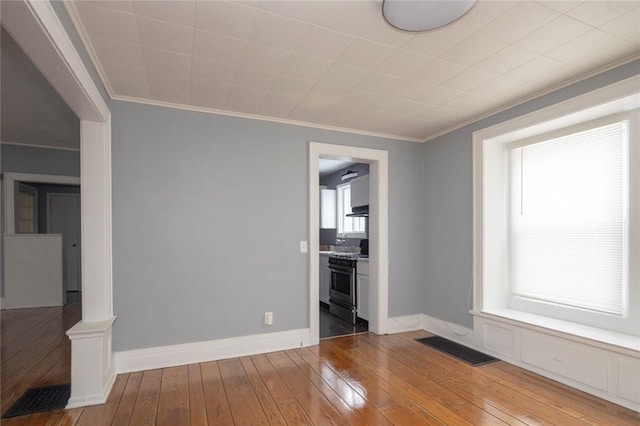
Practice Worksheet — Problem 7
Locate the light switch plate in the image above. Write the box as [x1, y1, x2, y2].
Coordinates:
[300, 241, 308, 253]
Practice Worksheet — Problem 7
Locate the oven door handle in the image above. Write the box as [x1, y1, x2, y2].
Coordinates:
[329, 265, 354, 273]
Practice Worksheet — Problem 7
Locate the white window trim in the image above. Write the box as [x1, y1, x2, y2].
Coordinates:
[472, 75, 640, 347]
[336, 181, 367, 239]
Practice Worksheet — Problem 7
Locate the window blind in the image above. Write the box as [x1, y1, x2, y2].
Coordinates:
[509, 121, 627, 315]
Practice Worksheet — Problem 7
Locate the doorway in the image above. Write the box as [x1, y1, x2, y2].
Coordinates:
[309, 142, 389, 346]
[48, 193, 81, 296]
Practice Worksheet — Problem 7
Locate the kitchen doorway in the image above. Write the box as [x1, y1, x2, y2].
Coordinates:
[309, 142, 389, 346]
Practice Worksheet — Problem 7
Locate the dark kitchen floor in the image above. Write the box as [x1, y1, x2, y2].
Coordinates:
[319, 302, 368, 339]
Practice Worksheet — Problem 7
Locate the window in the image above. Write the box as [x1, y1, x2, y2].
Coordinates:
[336, 182, 366, 237]
[16, 184, 38, 234]
[509, 121, 627, 316]
[474, 87, 640, 337]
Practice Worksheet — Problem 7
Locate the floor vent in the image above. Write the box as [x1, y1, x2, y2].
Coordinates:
[416, 336, 498, 366]
[2, 384, 70, 418]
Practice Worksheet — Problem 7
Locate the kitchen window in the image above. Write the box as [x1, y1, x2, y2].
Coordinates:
[336, 182, 366, 238]
[473, 87, 640, 338]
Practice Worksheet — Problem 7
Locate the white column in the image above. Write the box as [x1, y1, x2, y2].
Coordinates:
[66, 119, 116, 408]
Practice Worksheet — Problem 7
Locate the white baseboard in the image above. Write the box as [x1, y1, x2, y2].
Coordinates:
[421, 313, 482, 349]
[385, 314, 425, 334]
[115, 328, 311, 374]
[66, 371, 115, 408]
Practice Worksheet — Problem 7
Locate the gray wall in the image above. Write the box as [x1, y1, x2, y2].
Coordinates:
[0, 144, 80, 176]
[111, 101, 424, 351]
[32, 184, 81, 234]
[422, 59, 640, 328]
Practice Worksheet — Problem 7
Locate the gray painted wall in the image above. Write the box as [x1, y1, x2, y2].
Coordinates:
[111, 101, 424, 351]
[422, 59, 640, 328]
[0, 144, 80, 176]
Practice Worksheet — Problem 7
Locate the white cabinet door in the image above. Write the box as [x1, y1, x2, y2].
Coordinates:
[319, 255, 331, 304]
[350, 175, 369, 208]
[357, 273, 369, 321]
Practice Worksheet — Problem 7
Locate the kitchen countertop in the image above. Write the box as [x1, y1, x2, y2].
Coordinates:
[319, 251, 368, 262]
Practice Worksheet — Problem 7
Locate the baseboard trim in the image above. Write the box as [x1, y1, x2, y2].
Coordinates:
[421, 313, 481, 348]
[386, 314, 425, 334]
[66, 371, 115, 409]
[115, 328, 311, 374]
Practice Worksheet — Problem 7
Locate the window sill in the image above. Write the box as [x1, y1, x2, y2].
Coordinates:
[472, 308, 640, 355]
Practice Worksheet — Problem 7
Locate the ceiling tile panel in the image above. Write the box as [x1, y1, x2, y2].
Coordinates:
[88, 35, 144, 69]
[319, 63, 370, 89]
[190, 77, 231, 105]
[441, 68, 494, 92]
[195, 0, 256, 40]
[270, 75, 316, 98]
[245, 10, 309, 51]
[416, 86, 464, 106]
[599, 7, 640, 41]
[378, 49, 435, 78]
[193, 30, 248, 64]
[473, 45, 536, 75]
[336, 39, 396, 70]
[453, 0, 517, 31]
[292, 26, 356, 61]
[514, 15, 591, 54]
[136, 17, 194, 55]
[191, 56, 238, 84]
[238, 43, 291, 74]
[280, 53, 333, 80]
[141, 47, 192, 76]
[305, 83, 349, 104]
[439, 32, 506, 67]
[75, 2, 139, 43]
[402, 26, 472, 57]
[85, 1, 135, 14]
[146, 69, 190, 93]
[355, 72, 406, 94]
[546, 29, 631, 66]
[534, 1, 584, 14]
[479, 1, 558, 43]
[233, 67, 278, 91]
[132, 0, 196, 27]
[567, 0, 639, 27]
[412, 59, 466, 86]
[260, 92, 301, 116]
[387, 80, 435, 101]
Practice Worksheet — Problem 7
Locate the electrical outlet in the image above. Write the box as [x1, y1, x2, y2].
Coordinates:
[265, 311, 273, 326]
[300, 240, 308, 253]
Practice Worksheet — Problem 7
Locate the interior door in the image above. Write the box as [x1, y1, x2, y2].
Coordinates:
[48, 193, 81, 293]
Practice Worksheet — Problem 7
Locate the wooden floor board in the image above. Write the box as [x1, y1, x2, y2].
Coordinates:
[3, 304, 638, 425]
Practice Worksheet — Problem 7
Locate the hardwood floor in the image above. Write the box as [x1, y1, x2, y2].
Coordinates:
[2, 306, 639, 425]
[1, 302, 81, 420]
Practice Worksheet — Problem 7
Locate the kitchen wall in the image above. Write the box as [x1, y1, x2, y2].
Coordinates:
[31, 184, 81, 234]
[319, 163, 370, 246]
[111, 100, 424, 351]
[422, 58, 640, 329]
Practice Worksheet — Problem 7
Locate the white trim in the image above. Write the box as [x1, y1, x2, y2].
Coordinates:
[66, 317, 116, 408]
[1, 141, 80, 152]
[115, 328, 311, 374]
[386, 314, 425, 334]
[309, 143, 389, 346]
[3, 173, 81, 234]
[116, 96, 424, 143]
[422, 313, 480, 349]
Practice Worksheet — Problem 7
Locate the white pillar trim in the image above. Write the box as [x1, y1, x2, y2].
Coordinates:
[2, 0, 115, 406]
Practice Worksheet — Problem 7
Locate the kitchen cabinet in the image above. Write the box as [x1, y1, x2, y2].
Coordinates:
[357, 260, 369, 321]
[320, 187, 336, 229]
[350, 175, 369, 208]
[319, 254, 331, 304]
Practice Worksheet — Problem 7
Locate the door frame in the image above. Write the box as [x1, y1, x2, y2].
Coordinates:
[309, 142, 389, 345]
[2, 0, 114, 407]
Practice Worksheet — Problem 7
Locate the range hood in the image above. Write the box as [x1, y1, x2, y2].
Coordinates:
[346, 205, 369, 217]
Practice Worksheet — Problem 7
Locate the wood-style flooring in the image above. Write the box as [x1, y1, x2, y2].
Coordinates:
[2, 304, 639, 425]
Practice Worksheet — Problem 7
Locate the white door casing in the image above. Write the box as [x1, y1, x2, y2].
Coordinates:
[309, 142, 389, 346]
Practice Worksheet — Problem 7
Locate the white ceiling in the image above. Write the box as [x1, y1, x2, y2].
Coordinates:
[1, 26, 80, 149]
[319, 158, 355, 177]
[68, 0, 640, 142]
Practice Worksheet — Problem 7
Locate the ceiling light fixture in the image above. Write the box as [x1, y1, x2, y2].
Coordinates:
[382, 0, 477, 32]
